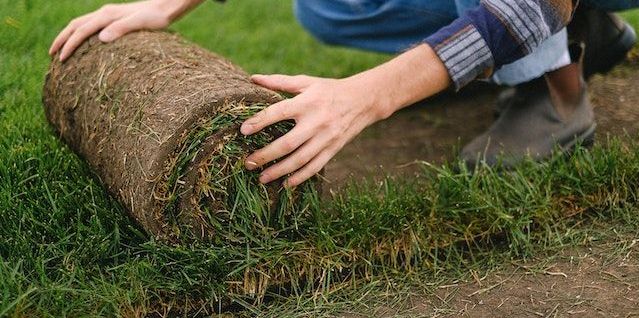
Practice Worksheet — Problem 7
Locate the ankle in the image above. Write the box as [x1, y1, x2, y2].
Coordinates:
[545, 64, 583, 102]
[545, 63, 584, 119]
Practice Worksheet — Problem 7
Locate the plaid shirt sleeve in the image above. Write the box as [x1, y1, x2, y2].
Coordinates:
[424, 0, 578, 90]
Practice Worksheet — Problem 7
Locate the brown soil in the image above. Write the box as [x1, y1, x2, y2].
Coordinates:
[344, 239, 639, 317]
[324, 61, 639, 188]
[423, 242, 639, 317]
[325, 61, 639, 317]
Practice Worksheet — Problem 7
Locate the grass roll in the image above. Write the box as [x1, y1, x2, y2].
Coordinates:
[42, 31, 316, 243]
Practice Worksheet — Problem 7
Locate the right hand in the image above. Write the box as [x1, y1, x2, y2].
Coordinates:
[49, 1, 173, 61]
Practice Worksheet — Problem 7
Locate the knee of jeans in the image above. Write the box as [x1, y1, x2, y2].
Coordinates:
[293, 0, 348, 45]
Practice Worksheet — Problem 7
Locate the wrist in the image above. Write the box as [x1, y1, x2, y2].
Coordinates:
[341, 74, 395, 123]
[349, 44, 451, 121]
[344, 68, 399, 122]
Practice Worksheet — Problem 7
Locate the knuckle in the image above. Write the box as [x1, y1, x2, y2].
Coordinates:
[281, 138, 296, 152]
[100, 4, 116, 13]
[318, 120, 331, 130]
[75, 24, 91, 34]
[330, 129, 342, 140]
[273, 167, 287, 179]
[279, 106, 293, 119]
[294, 155, 308, 167]
[258, 108, 268, 120]
[69, 17, 82, 27]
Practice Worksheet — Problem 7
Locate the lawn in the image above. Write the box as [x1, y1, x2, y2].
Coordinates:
[2, 1, 639, 316]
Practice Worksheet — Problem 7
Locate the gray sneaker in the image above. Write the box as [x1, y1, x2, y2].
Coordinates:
[460, 76, 596, 169]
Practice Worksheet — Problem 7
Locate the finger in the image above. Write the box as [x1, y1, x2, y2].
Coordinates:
[251, 74, 314, 94]
[98, 14, 147, 42]
[49, 14, 92, 56]
[285, 147, 335, 187]
[240, 99, 296, 135]
[258, 134, 329, 183]
[59, 14, 117, 61]
[245, 125, 314, 171]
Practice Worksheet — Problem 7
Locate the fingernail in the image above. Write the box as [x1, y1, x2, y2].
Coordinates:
[245, 160, 257, 170]
[99, 31, 115, 42]
[240, 123, 252, 135]
[250, 74, 265, 82]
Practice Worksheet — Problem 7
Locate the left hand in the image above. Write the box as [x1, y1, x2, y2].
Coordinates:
[241, 74, 388, 187]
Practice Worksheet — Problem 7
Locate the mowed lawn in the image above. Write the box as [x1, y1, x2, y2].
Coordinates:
[2, 1, 639, 316]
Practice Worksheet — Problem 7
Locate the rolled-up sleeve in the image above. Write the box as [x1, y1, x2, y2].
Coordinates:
[424, 0, 577, 90]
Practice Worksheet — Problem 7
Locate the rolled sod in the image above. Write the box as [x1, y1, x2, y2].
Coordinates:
[42, 31, 316, 243]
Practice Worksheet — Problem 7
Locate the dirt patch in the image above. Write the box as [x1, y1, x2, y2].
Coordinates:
[324, 84, 496, 186]
[425, 245, 639, 317]
[324, 59, 639, 188]
[342, 239, 639, 317]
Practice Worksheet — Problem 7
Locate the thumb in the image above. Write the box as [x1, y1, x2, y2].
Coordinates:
[251, 74, 314, 94]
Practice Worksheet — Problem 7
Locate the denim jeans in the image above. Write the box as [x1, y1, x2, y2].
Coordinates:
[294, 0, 637, 86]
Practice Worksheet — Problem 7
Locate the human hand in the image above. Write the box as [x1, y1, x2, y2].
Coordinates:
[241, 74, 390, 187]
[49, 0, 197, 61]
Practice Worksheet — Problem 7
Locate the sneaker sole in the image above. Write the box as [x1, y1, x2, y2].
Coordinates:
[461, 124, 598, 172]
[559, 123, 597, 153]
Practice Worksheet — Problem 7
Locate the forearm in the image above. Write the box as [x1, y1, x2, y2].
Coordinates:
[348, 44, 451, 120]
[155, 0, 206, 22]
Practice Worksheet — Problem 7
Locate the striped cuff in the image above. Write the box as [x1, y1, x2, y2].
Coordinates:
[482, 0, 552, 55]
[426, 24, 494, 90]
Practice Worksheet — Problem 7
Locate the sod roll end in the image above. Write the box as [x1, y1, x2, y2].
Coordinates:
[43, 31, 317, 243]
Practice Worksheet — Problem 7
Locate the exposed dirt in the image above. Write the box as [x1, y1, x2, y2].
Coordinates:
[424, 244, 639, 317]
[324, 84, 496, 187]
[324, 60, 639, 188]
[344, 239, 639, 318]
[325, 61, 639, 317]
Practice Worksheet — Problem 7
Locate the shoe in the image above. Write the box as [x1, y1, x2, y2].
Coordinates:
[568, 6, 637, 79]
[460, 45, 596, 169]
[494, 8, 636, 118]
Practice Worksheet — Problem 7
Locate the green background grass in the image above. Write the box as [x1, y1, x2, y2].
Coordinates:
[2, 1, 639, 316]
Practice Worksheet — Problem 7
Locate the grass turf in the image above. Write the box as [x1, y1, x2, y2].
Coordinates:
[2, 0, 639, 316]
